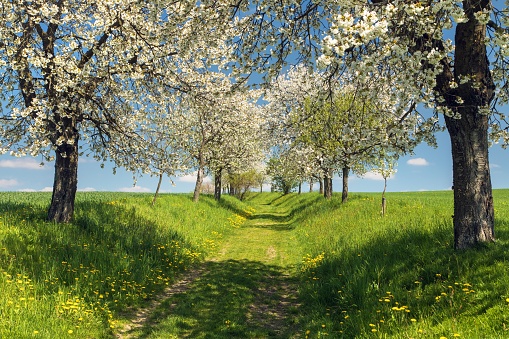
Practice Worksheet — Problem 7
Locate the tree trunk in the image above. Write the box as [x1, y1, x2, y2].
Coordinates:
[446, 112, 494, 249]
[47, 140, 79, 223]
[381, 177, 387, 216]
[309, 180, 313, 192]
[441, 0, 495, 249]
[341, 166, 349, 203]
[214, 168, 222, 201]
[193, 156, 205, 202]
[298, 182, 302, 194]
[152, 173, 163, 206]
[323, 171, 332, 199]
[319, 177, 324, 195]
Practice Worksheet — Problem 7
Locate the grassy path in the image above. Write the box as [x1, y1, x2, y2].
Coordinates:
[116, 197, 304, 338]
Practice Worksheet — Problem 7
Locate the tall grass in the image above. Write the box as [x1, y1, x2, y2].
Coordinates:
[294, 190, 509, 338]
[1, 190, 509, 338]
[0, 192, 246, 338]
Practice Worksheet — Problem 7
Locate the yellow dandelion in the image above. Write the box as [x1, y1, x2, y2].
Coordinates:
[68, 329, 73, 334]
[453, 334, 461, 337]
[410, 318, 417, 322]
[33, 330, 39, 334]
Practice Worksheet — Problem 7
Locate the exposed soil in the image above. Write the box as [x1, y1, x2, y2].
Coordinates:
[115, 266, 208, 339]
[114, 203, 303, 338]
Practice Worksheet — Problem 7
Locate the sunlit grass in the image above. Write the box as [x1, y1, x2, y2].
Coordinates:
[1, 190, 509, 338]
[0, 192, 245, 338]
[295, 190, 509, 338]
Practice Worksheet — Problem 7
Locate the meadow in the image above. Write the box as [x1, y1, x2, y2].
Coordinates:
[0, 190, 508, 338]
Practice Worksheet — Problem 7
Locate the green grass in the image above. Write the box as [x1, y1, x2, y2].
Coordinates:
[292, 190, 509, 338]
[0, 192, 245, 338]
[0, 190, 508, 338]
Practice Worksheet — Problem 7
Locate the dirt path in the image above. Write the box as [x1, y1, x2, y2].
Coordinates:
[114, 202, 303, 338]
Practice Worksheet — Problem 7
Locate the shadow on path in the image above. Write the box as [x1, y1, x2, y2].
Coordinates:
[118, 260, 302, 338]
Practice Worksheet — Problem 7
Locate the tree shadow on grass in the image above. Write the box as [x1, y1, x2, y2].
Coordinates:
[199, 194, 252, 219]
[0, 196, 198, 312]
[299, 215, 509, 337]
[128, 260, 303, 339]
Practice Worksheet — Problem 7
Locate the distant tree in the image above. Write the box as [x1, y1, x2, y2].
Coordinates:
[266, 65, 427, 202]
[266, 151, 304, 195]
[227, 169, 264, 200]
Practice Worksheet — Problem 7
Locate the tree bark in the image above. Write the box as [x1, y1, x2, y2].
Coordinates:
[214, 168, 222, 201]
[309, 180, 313, 192]
[381, 177, 387, 216]
[442, 0, 495, 249]
[341, 166, 349, 203]
[446, 113, 494, 249]
[323, 171, 332, 199]
[193, 152, 205, 202]
[319, 178, 323, 195]
[152, 173, 163, 206]
[298, 182, 302, 194]
[193, 166, 204, 202]
[47, 139, 79, 223]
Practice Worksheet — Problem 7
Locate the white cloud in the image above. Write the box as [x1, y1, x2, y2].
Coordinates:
[78, 187, 97, 192]
[0, 179, 19, 188]
[178, 172, 212, 183]
[361, 171, 395, 181]
[18, 188, 37, 192]
[40, 186, 53, 192]
[407, 158, 429, 166]
[0, 158, 47, 170]
[118, 185, 151, 193]
[491, 163, 501, 168]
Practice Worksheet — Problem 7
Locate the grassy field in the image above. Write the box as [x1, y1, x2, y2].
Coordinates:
[0, 190, 508, 338]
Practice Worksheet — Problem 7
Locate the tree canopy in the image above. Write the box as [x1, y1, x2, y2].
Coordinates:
[1, 0, 508, 249]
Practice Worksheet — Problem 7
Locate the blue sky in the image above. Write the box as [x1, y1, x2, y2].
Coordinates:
[0, 128, 507, 194]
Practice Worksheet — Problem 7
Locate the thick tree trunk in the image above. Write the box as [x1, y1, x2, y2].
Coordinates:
[214, 169, 222, 201]
[47, 141, 79, 223]
[341, 167, 349, 203]
[152, 173, 163, 206]
[443, 0, 495, 249]
[323, 171, 332, 199]
[446, 112, 494, 249]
